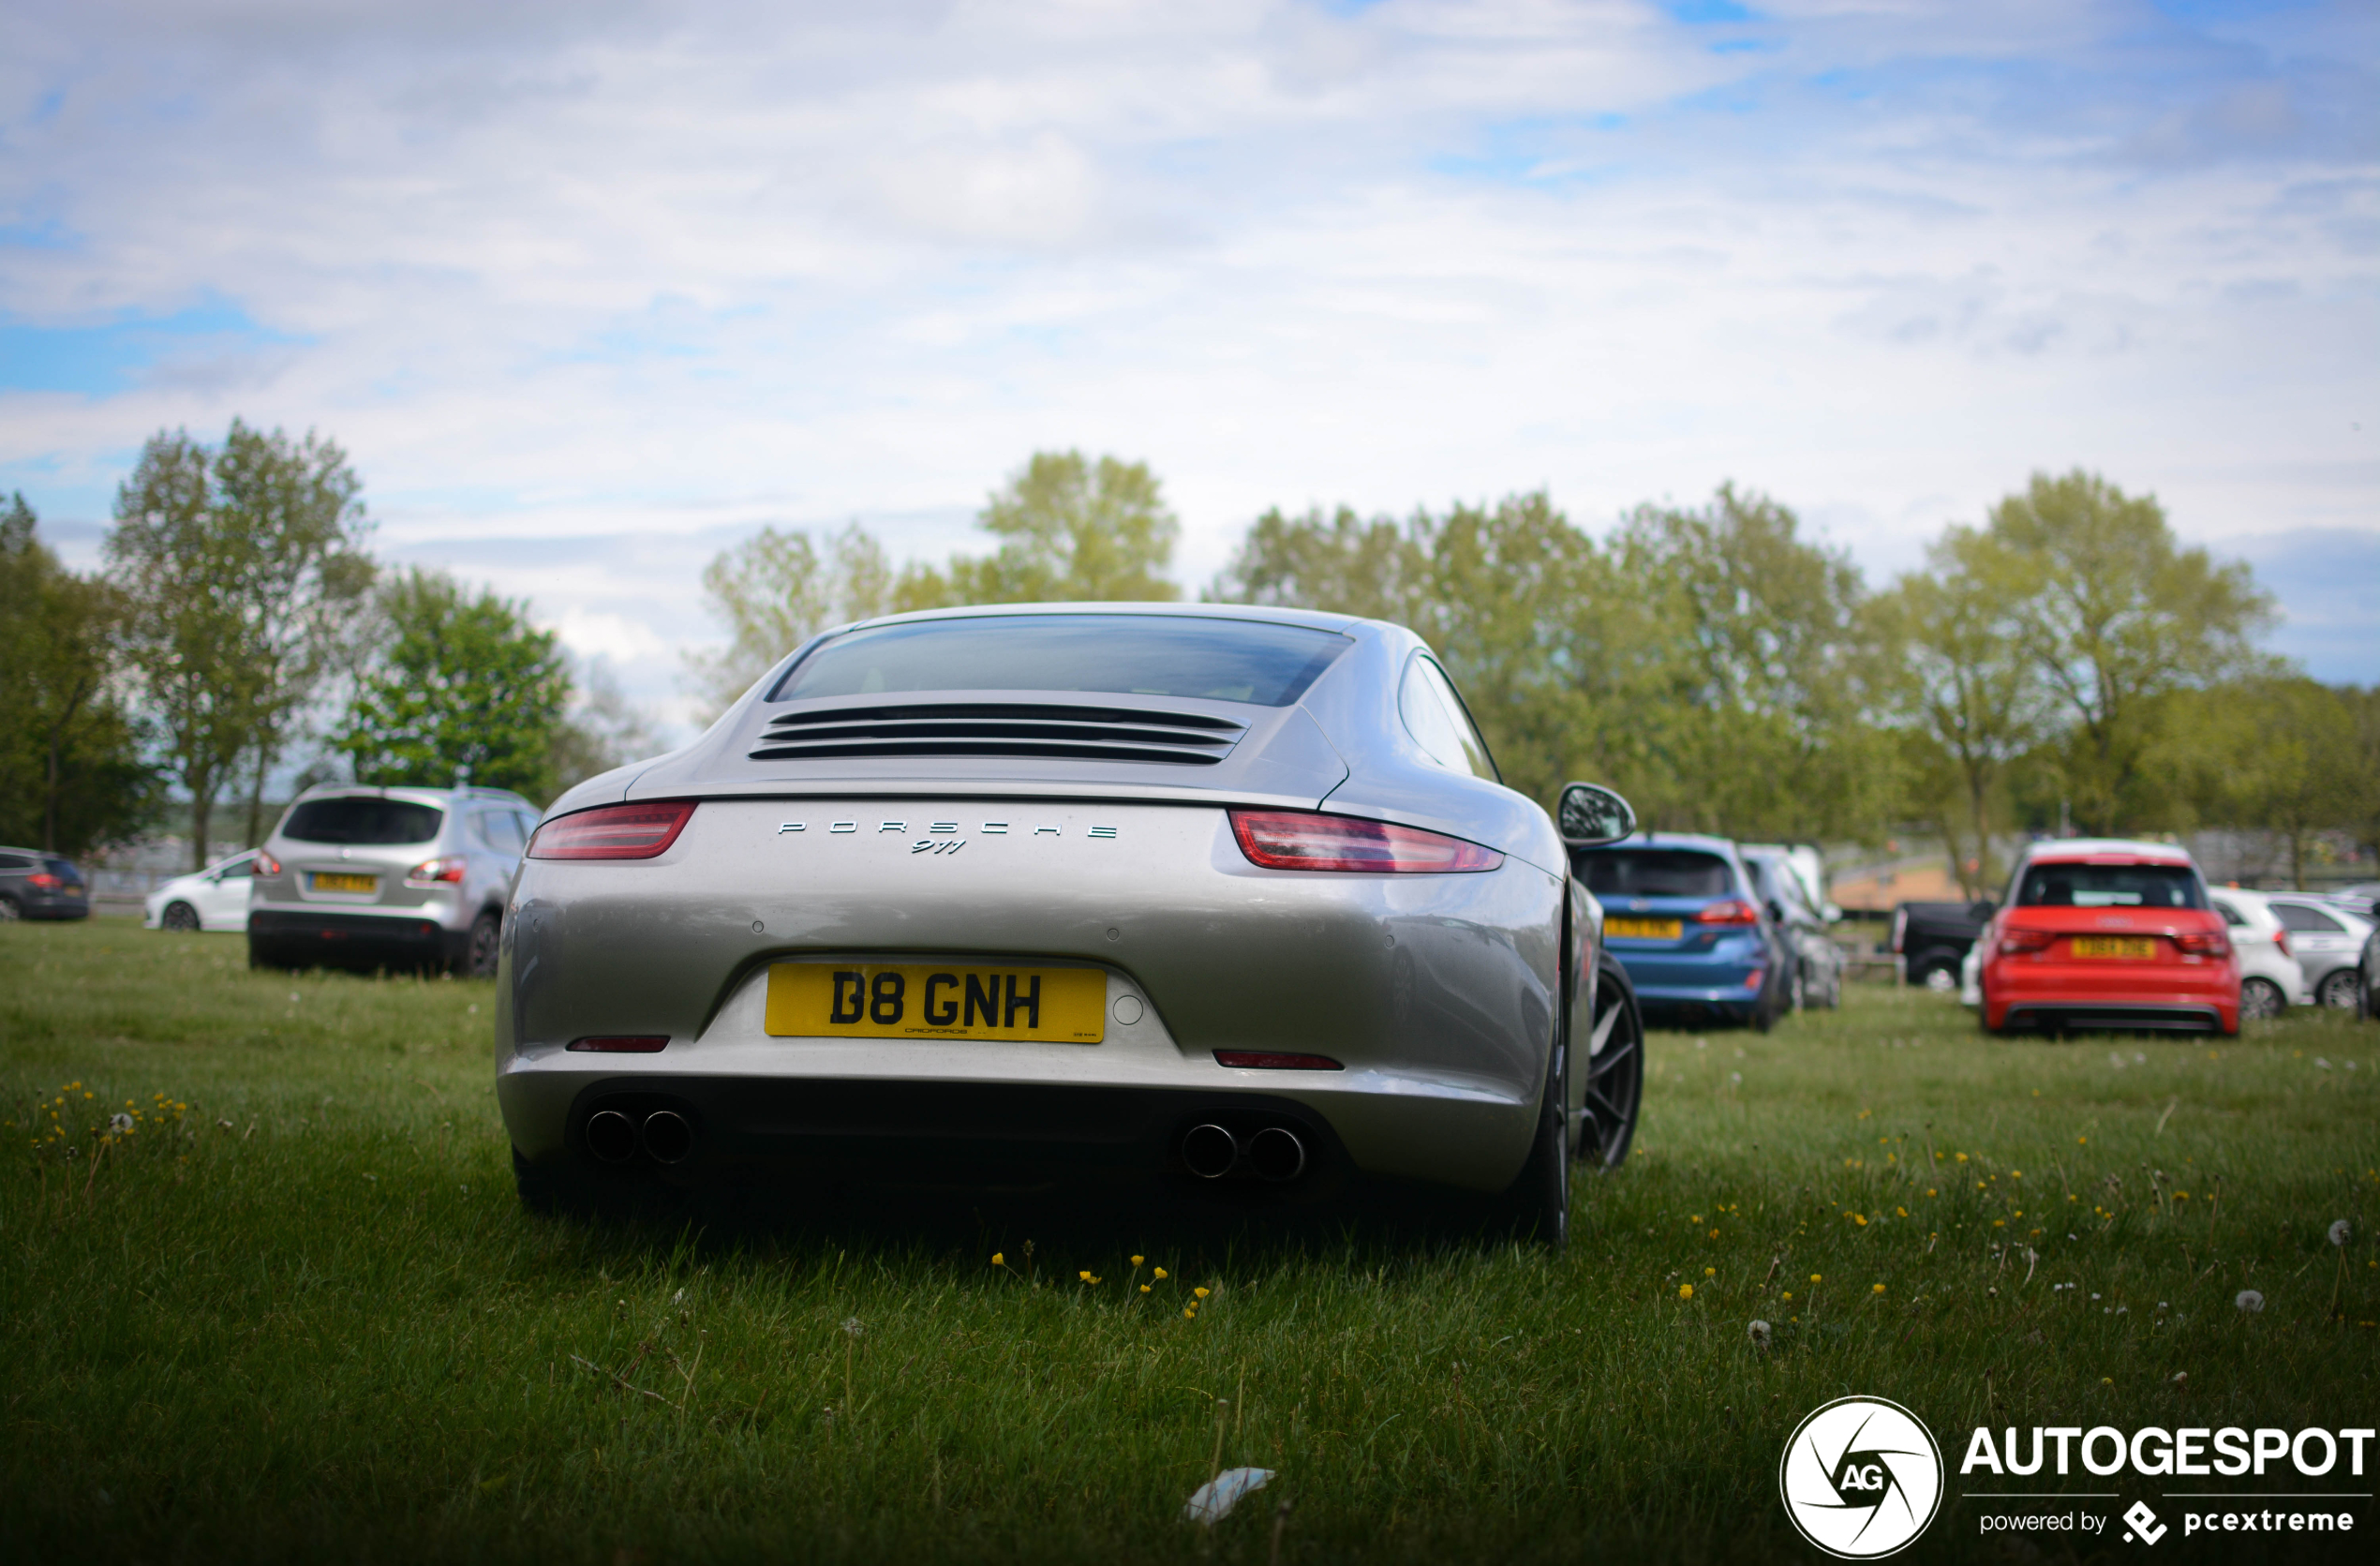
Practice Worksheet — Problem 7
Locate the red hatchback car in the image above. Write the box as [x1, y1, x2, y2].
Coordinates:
[1978, 841, 2239, 1037]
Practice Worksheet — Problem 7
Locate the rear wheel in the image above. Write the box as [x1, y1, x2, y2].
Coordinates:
[2239, 977, 2285, 1022]
[0, 895, 20, 921]
[1495, 1005, 1570, 1249]
[162, 901, 201, 932]
[457, 910, 501, 978]
[2316, 967, 2360, 1009]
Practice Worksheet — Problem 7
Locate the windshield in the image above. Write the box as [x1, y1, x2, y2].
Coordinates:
[282, 798, 446, 846]
[1573, 848, 1735, 900]
[2015, 861, 2205, 910]
[773, 615, 1350, 708]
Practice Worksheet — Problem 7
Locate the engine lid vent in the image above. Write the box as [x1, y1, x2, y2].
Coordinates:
[749, 702, 1247, 767]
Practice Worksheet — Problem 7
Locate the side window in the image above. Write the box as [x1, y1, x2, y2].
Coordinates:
[0, 854, 28, 871]
[2274, 902, 2342, 934]
[2212, 901, 2244, 928]
[513, 812, 540, 848]
[1398, 656, 1499, 782]
[472, 812, 527, 855]
[222, 858, 255, 880]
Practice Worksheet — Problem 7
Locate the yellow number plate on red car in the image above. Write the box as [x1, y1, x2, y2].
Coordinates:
[309, 872, 377, 893]
[765, 963, 1106, 1043]
[2070, 936, 2157, 959]
[1607, 917, 1684, 940]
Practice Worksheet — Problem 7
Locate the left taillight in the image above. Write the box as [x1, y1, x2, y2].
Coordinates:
[527, 800, 699, 861]
[254, 851, 281, 876]
[1227, 810, 1502, 873]
[406, 856, 469, 887]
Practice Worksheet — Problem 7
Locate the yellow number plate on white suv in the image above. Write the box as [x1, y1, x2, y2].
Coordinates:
[765, 963, 1106, 1043]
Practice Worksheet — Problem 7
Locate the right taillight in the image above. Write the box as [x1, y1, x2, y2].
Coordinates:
[1227, 810, 1501, 873]
[1693, 899, 1761, 926]
[527, 801, 698, 861]
[2175, 932, 2230, 957]
[2273, 929, 2291, 958]
[1999, 929, 2055, 954]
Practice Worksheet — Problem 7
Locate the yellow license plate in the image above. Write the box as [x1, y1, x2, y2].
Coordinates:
[2070, 936, 2157, 959]
[765, 963, 1106, 1043]
[309, 872, 378, 894]
[1607, 917, 1683, 940]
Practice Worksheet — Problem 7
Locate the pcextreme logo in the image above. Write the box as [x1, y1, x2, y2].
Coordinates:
[1779, 1396, 1946, 1559]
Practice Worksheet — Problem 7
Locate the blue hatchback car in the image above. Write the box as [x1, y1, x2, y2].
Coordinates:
[1569, 832, 1789, 1030]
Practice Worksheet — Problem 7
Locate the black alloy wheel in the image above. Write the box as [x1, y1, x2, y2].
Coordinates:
[2239, 977, 2285, 1023]
[161, 902, 201, 932]
[1579, 954, 1644, 1170]
[461, 910, 502, 978]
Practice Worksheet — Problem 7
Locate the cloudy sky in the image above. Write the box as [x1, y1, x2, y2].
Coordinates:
[4, 0, 2374, 734]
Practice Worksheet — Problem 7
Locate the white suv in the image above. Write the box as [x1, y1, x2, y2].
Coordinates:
[247, 784, 539, 976]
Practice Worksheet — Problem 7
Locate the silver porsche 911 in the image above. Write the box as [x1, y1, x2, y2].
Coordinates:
[496, 604, 1644, 1244]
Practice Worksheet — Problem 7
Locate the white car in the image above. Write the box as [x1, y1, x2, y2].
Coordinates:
[2259, 892, 2373, 1009]
[143, 850, 260, 932]
[2206, 889, 2313, 1020]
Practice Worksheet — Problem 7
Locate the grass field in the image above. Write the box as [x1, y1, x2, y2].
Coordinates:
[4, 917, 2375, 1563]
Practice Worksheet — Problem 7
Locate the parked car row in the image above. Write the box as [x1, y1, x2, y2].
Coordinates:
[1567, 831, 1843, 1031]
[0, 848, 89, 920]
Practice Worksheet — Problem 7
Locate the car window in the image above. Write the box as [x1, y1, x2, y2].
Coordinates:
[44, 858, 82, 883]
[2015, 862, 2205, 910]
[2211, 900, 2245, 927]
[1574, 848, 1734, 899]
[513, 811, 540, 845]
[773, 615, 1351, 707]
[219, 858, 255, 880]
[2272, 902, 2343, 933]
[1399, 657, 1499, 781]
[282, 798, 446, 845]
[0, 853, 30, 871]
[472, 811, 527, 855]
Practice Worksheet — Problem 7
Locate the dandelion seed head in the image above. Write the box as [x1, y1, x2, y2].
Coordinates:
[1747, 1320, 1772, 1348]
[2235, 1290, 2265, 1314]
[2329, 1220, 2352, 1247]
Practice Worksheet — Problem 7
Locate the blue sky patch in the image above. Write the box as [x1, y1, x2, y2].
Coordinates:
[0, 298, 299, 396]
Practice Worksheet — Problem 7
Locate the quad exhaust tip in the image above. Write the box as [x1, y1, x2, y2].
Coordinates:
[641, 1110, 693, 1165]
[1181, 1123, 1307, 1182]
[586, 1109, 637, 1164]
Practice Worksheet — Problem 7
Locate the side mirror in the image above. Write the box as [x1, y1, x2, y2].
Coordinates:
[1969, 900, 1998, 923]
[1557, 783, 1635, 847]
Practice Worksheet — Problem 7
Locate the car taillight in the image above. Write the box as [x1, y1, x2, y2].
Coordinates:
[27, 872, 59, 888]
[1693, 899, 1761, 926]
[527, 800, 699, 860]
[2273, 929, 2290, 958]
[1999, 929, 2055, 954]
[1227, 810, 1502, 872]
[255, 851, 281, 876]
[567, 1036, 670, 1052]
[406, 856, 469, 887]
[2175, 932, 2230, 957]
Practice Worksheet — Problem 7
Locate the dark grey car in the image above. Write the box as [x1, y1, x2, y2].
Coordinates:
[0, 848, 90, 920]
[1744, 846, 1843, 1010]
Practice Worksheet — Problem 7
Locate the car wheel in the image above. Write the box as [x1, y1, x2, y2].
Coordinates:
[2239, 976, 2285, 1022]
[1789, 964, 1807, 1012]
[458, 910, 501, 978]
[161, 901, 201, 932]
[1921, 963, 1957, 993]
[2316, 967, 2361, 1009]
[0, 894, 20, 921]
[1495, 1013, 1569, 1249]
[1579, 956, 1643, 1170]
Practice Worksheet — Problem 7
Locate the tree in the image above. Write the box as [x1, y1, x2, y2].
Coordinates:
[685, 523, 896, 720]
[1879, 528, 2045, 897]
[106, 423, 374, 867]
[549, 656, 662, 795]
[1987, 470, 2274, 835]
[909, 451, 1180, 606]
[0, 495, 155, 854]
[1208, 505, 1423, 624]
[2179, 678, 2360, 888]
[334, 569, 573, 802]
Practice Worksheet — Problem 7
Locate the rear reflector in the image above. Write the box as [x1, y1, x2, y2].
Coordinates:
[1214, 1051, 1344, 1070]
[567, 1036, 670, 1052]
[1227, 810, 1501, 873]
[528, 801, 698, 860]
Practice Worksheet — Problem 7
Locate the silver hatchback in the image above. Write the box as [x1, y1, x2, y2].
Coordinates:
[248, 784, 539, 976]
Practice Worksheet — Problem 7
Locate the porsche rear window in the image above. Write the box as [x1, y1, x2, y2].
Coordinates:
[772, 616, 1350, 707]
[1572, 848, 1734, 899]
[282, 798, 445, 845]
[2016, 862, 2204, 910]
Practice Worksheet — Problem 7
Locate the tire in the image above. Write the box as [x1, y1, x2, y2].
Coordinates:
[1495, 999, 1570, 1248]
[0, 895, 20, 922]
[161, 901, 201, 932]
[457, 910, 501, 978]
[1789, 964, 1807, 1013]
[2239, 976, 2285, 1022]
[2316, 967, 2360, 1010]
[1579, 955, 1643, 1170]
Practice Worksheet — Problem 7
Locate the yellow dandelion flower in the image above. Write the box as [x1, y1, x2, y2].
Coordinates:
[1896, 1206, 1908, 1217]
[1853, 1214, 1867, 1226]
[1183, 1307, 1196, 1320]
[1810, 1274, 1822, 1283]
[1704, 1267, 1716, 1277]
[990, 1252, 1005, 1267]
[1194, 1287, 1210, 1299]
[1872, 1283, 1885, 1294]
[1131, 1255, 1144, 1266]
[1153, 1267, 1168, 1280]
[1678, 1284, 1694, 1300]
[1783, 1291, 1793, 1301]
[1078, 1271, 1098, 1283]
[1140, 1285, 1152, 1294]
[1956, 1153, 1968, 1163]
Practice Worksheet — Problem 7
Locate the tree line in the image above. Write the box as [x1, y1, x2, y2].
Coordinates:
[692, 453, 2380, 894]
[1, 422, 651, 869]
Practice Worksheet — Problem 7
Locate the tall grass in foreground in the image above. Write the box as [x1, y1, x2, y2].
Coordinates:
[3, 919, 2375, 1563]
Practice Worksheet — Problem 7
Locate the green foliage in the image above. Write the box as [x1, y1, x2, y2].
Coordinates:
[335, 569, 573, 803]
[2164, 678, 2363, 887]
[687, 524, 898, 720]
[0, 496, 156, 855]
[106, 422, 374, 865]
[1987, 470, 2276, 836]
[4, 922, 2374, 1564]
[900, 451, 1181, 609]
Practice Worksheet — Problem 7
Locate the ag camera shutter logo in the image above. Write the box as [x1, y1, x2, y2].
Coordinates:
[1779, 1395, 1944, 1558]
